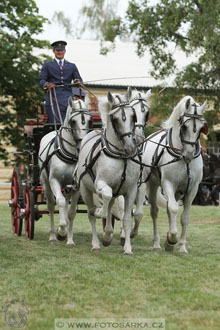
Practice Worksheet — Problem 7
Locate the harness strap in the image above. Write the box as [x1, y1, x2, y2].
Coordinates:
[113, 160, 127, 197]
[54, 134, 78, 164]
[147, 133, 167, 183]
[38, 137, 57, 177]
[185, 163, 191, 196]
[80, 137, 102, 183]
[101, 131, 137, 159]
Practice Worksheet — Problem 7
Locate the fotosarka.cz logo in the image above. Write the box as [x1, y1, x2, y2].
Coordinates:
[4, 300, 29, 329]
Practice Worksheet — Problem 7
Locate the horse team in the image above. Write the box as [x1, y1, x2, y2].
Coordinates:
[38, 87, 208, 255]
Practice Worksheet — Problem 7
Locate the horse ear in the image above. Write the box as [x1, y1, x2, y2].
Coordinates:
[107, 92, 114, 105]
[146, 88, 151, 99]
[186, 98, 191, 110]
[84, 93, 90, 107]
[68, 96, 73, 107]
[199, 100, 207, 115]
[126, 87, 132, 101]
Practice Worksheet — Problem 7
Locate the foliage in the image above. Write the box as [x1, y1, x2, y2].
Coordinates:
[78, 0, 220, 134]
[1, 204, 220, 329]
[52, 11, 73, 36]
[111, 0, 220, 89]
[0, 0, 50, 164]
[53, 0, 123, 53]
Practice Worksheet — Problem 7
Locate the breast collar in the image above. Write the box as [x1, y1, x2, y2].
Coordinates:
[101, 130, 137, 160]
[54, 133, 78, 164]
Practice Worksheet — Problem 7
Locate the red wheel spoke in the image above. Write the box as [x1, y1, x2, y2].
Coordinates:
[24, 184, 35, 240]
[10, 168, 23, 236]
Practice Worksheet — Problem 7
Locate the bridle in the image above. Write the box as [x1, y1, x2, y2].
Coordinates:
[68, 100, 92, 130]
[110, 95, 136, 140]
[130, 92, 150, 132]
[58, 102, 92, 150]
[179, 103, 207, 146]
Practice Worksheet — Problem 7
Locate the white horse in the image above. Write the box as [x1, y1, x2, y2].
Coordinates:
[133, 96, 208, 253]
[38, 96, 91, 244]
[77, 88, 140, 254]
[117, 88, 151, 243]
[132, 88, 151, 145]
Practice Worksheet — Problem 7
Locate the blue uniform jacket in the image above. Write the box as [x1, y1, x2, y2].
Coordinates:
[38, 59, 83, 122]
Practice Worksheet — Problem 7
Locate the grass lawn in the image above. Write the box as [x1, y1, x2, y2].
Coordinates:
[0, 204, 220, 330]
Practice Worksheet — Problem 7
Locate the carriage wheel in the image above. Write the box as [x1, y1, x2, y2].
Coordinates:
[24, 184, 35, 240]
[10, 168, 23, 236]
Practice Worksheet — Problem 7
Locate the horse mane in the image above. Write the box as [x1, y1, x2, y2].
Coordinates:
[131, 89, 148, 99]
[97, 96, 111, 128]
[162, 95, 196, 129]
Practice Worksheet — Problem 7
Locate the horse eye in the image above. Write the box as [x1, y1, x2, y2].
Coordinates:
[182, 124, 187, 132]
[112, 117, 119, 125]
[70, 119, 76, 126]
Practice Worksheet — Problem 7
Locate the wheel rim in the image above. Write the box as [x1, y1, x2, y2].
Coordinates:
[24, 185, 35, 239]
[11, 169, 23, 236]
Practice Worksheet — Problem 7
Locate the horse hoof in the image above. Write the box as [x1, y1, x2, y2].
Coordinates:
[49, 239, 57, 244]
[92, 247, 101, 253]
[152, 247, 162, 252]
[120, 237, 125, 246]
[130, 231, 137, 239]
[124, 250, 133, 256]
[179, 248, 188, 254]
[164, 240, 174, 252]
[56, 233, 67, 241]
[66, 242, 75, 247]
[102, 239, 112, 247]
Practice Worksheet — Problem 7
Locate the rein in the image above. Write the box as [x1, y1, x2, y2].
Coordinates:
[48, 88, 63, 128]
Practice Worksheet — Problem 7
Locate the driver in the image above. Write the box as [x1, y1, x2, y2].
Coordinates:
[38, 40, 85, 123]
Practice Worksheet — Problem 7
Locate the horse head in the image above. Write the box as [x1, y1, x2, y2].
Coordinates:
[163, 96, 208, 163]
[64, 95, 92, 148]
[131, 88, 151, 145]
[179, 97, 207, 162]
[105, 87, 137, 156]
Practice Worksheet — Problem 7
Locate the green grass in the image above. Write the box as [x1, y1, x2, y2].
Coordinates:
[0, 204, 220, 330]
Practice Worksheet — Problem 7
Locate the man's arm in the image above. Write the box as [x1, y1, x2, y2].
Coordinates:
[38, 63, 51, 89]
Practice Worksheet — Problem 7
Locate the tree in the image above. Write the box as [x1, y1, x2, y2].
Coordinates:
[0, 0, 50, 164]
[79, 0, 220, 87]
[77, 0, 220, 140]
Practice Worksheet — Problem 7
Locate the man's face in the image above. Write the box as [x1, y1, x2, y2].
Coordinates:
[53, 49, 66, 59]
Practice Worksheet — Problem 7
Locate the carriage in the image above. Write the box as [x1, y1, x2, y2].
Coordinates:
[8, 95, 102, 240]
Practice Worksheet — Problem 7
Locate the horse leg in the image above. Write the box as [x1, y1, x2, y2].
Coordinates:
[50, 178, 68, 240]
[81, 183, 101, 251]
[94, 180, 113, 245]
[163, 182, 178, 251]
[131, 183, 145, 239]
[102, 198, 115, 246]
[109, 196, 125, 246]
[66, 190, 80, 246]
[148, 182, 161, 250]
[43, 181, 56, 242]
[123, 189, 137, 255]
[179, 189, 198, 254]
